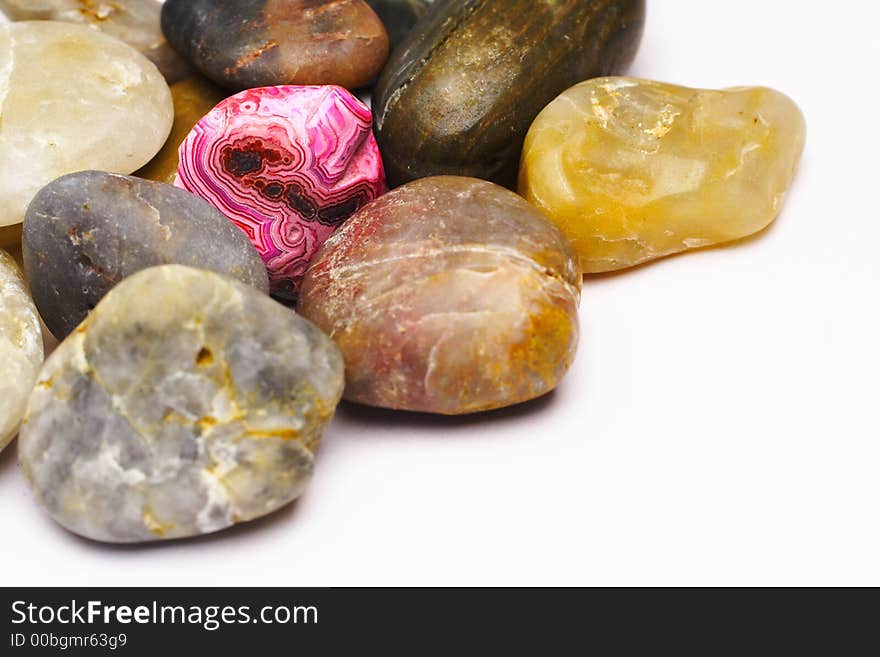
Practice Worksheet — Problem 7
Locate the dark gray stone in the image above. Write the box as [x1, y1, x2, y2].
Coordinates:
[23, 171, 269, 339]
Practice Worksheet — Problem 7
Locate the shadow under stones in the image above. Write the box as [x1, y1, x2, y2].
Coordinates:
[332, 390, 559, 433]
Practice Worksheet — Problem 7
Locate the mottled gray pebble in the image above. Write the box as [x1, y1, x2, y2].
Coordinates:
[19, 265, 344, 543]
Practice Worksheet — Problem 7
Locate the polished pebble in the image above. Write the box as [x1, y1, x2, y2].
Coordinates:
[519, 77, 807, 272]
[24, 171, 269, 339]
[373, 0, 645, 187]
[0, 21, 173, 241]
[176, 85, 386, 300]
[162, 0, 389, 91]
[19, 265, 344, 543]
[0, 249, 43, 451]
[0, 0, 190, 82]
[298, 176, 582, 415]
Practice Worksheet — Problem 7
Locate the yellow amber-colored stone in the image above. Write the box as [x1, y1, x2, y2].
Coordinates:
[519, 77, 806, 272]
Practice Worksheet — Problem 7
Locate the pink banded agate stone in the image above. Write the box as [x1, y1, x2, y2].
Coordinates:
[175, 85, 386, 299]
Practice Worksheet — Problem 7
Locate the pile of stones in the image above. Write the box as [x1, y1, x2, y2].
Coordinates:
[0, 0, 805, 543]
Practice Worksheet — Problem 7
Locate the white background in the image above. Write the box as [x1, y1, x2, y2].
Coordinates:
[2, 0, 879, 586]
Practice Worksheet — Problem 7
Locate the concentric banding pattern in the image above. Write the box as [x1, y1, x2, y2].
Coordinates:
[176, 85, 386, 299]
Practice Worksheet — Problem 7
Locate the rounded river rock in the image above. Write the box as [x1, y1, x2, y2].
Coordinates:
[19, 265, 345, 543]
[373, 0, 646, 188]
[0, 21, 173, 240]
[519, 77, 807, 272]
[23, 171, 269, 340]
[162, 0, 389, 91]
[298, 176, 582, 415]
[0, 250, 43, 451]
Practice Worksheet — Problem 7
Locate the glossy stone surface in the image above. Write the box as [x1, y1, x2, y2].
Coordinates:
[176, 85, 386, 300]
[0, 0, 190, 82]
[373, 0, 645, 188]
[23, 171, 269, 340]
[299, 176, 581, 415]
[366, 0, 432, 50]
[0, 224, 20, 249]
[19, 265, 344, 543]
[162, 0, 389, 91]
[0, 22, 173, 235]
[135, 75, 227, 184]
[0, 250, 43, 451]
[519, 78, 807, 272]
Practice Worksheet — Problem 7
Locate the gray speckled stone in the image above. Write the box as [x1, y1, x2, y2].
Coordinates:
[19, 265, 344, 543]
[23, 171, 269, 340]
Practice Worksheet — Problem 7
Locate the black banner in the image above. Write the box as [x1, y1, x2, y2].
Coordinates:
[0, 588, 871, 652]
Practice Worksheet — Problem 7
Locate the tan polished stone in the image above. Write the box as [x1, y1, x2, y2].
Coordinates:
[0, 21, 173, 233]
[519, 77, 806, 272]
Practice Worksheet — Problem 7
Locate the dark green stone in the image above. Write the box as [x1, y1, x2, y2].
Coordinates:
[373, 0, 646, 188]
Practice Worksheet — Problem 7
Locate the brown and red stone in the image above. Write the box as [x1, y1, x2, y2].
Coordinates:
[162, 0, 389, 91]
[298, 176, 583, 415]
